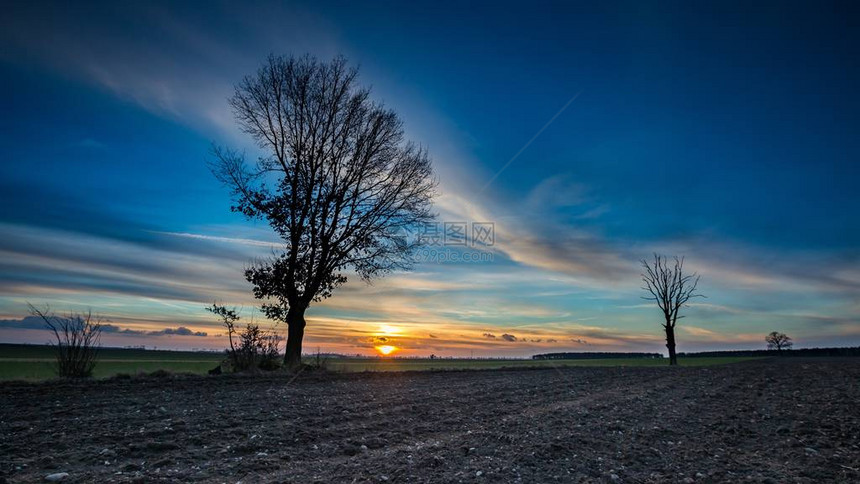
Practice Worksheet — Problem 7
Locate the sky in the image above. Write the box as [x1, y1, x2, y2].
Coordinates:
[1, 0, 859, 357]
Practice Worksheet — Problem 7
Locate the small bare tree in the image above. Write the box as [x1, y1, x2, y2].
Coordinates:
[765, 331, 793, 353]
[641, 254, 704, 365]
[28, 304, 102, 378]
[207, 303, 282, 372]
[211, 54, 436, 369]
[206, 302, 240, 356]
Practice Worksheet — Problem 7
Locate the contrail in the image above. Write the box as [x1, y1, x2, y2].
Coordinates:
[480, 90, 582, 193]
[151, 231, 278, 248]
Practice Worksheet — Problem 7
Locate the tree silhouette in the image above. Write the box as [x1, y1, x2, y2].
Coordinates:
[765, 331, 793, 353]
[641, 254, 704, 365]
[211, 54, 436, 369]
[28, 304, 102, 378]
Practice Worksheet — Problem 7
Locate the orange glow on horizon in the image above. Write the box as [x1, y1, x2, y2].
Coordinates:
[375, 345, 398, 356]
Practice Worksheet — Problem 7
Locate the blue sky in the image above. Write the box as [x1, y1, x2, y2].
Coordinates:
[1, 0, 858, 355]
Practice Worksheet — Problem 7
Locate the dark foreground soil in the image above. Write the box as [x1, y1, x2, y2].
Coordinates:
[1, 358, 858, 483]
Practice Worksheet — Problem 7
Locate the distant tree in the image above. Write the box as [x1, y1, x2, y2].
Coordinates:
[28, 304, 102, 378]
[765, 331, 793, 353]
[211, 54, 436, 369]
[641, 254, 704, 365]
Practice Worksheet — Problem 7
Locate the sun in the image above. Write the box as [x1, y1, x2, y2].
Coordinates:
[375, 345, 398, 356]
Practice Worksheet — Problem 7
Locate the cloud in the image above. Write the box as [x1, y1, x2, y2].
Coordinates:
[103, 324, 209, 337]
[0, 1, 341, 140]
[153, 231, 281, 248]
[0, 317, 208, 337]
[524, 174, 591, 209]
[437, 166, 860, 302]
[680, 326, 718, 338]
[482, 332, 496, 339]
[434, 184, 636, 287]
[0, 316, 48, 330]
[500, 333, 517, 342]
[0, 221, 264, 304]
[154, 326, 208, 337]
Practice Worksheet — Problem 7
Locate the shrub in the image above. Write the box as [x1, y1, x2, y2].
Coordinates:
[206, 303, 282, 372]
[308, 348, 329, 371]
[257, 333, 282, 371]
[28, 304, 102, 378]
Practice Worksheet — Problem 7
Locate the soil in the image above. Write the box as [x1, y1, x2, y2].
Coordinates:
[1, 358, 858, 483]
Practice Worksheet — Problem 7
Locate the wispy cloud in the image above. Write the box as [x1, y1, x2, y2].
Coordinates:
[0, 1, 340, 141]
[153, 231, 280, 248]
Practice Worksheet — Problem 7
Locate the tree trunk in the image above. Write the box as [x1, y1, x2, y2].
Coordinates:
[283, 306, 306, 370]
[665, 325, 678, 366]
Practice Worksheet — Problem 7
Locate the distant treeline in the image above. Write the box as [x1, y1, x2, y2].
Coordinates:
[678, 347, 860, 358]
[532, 352, 663, 360]
[533, 346, 860, 360]
[0, 343, 223, 360]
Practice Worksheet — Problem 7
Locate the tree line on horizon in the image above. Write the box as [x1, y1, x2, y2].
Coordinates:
[678, 346, 860, 358]
[533, 352, 663, 360]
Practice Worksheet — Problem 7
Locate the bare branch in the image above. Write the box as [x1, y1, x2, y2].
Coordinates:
[28, 303, 102, 378]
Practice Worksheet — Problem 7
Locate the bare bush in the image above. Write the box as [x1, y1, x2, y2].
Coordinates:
[257, 333, 282, 371]
[308, 347, 329, 371]
[207, 303, 282, 372]
[28, 304, 102, 378]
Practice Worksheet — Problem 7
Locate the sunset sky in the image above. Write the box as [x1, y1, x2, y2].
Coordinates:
[1, 1, 858, 357]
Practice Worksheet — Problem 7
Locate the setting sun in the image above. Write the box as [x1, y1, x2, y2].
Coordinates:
[375, 345, 398, 356]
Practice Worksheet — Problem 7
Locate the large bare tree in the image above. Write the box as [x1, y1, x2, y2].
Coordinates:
[640, 254, 703, 365]
[211, 54, 436, 369]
